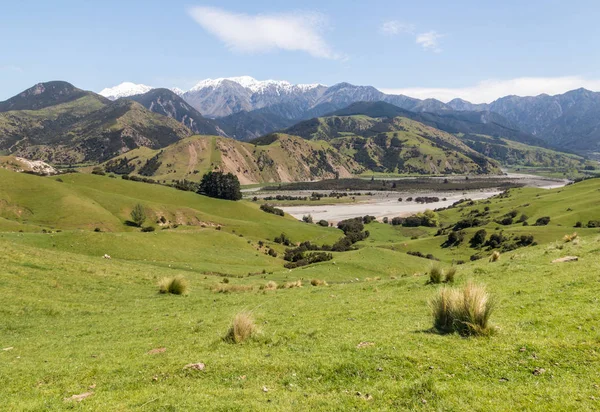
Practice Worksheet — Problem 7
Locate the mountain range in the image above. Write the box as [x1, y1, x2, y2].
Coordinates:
[99, 77, 600, 152]
[0, 79, 591, 183]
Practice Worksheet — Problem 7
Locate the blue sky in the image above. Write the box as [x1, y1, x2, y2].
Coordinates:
[1, 0, 599, 102]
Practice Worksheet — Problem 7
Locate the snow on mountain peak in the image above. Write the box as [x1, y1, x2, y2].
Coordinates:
[189, 76, 325, 94]
[170, 87, 185, 96]
[99, 82, 154, 100]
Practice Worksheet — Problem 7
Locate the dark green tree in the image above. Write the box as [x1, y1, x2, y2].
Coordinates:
[197, 171, 242, 201]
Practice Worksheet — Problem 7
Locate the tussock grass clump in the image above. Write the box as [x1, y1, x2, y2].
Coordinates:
[310, 279, 327, 286]
[224, 311, 257, 343]
[445, 266, 457, 283]
[429, 282, 495, 336]
[428, 265, 444, 284]
[261, 281, 278, 291]
[489, 251, 501, 262]
[563, 232, 578, 243]
[211, 284, 254, 293]
[158, 276, 189, 295]
[280, 280, 302, 289]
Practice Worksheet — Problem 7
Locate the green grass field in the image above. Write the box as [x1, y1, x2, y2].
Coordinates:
[1, 169, 600, 410]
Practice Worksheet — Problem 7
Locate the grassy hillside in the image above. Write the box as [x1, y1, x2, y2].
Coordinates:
[459, 133, 587, 169]
[97, 134, 362, 184]
[1, 170, 599, 408]
[284, 115, 501, 175]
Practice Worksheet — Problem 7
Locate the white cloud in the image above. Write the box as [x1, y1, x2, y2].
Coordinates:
[187, 6, 340, 59]
[380, 20, 415, 35]
[415, 31, 443, 52]
[379, 76, 600, 103]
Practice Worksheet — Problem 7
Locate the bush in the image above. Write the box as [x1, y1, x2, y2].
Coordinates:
[267, 247, 278, 257]
[158, 276, 189, 295]
[130, 204, 146, 227]
[534, 216, 551, 226]
[197, 171, 242, 201]
[575, 221, 582, 228]
[141, 226, 155, 232]
[429, 282, 494, 336]
[302, 215, 313, 223]
[587, 220, 600, 228]
[274, 233, 292, 246]
[260, 204, 284, 216]
[317, 219, 329, 227]
[224, 311, 257, 343]
[470, 229, 487, 248]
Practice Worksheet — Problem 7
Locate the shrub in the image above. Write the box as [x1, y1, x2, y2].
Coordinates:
[489, 251, 501, 262]
[428, 265, 444, 284]
[382, 217, 389, 224]
[158, 276, 189, 295]
[130, 204, 146, 227]
[470, 229, 487, 248]
[429, 282, 494, 336]
[575, 221, 582, 228]
[260, 204, 284, 216]
[534, 216, 551, 226]
[587, 220, 600, 228]
[563, 233, 578, 243]
[317, 220, 329, 227]
[224, 311, 257, 343]
[141, 226, 155, 232]
[267, 247, 278, 257]
[302, 215, 313, 224]
[310, 279, 327, 286]
[274, 233, 292, 246]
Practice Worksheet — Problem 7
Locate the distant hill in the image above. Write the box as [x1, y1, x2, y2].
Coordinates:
[99, 134, 361, 184]
[0, 82, 192, 164]
[284, 103, 584, 171]
[127, 88, 224, 136]
[283, 113, 501, 175]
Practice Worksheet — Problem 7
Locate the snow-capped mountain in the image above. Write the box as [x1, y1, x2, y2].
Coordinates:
[169, 87, 185, 97]
[183, 76, 328, 118]
[99, 82, 154, 100]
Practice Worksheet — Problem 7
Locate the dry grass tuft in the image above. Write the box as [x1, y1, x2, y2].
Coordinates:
[224, 311, 257, 343]
[158, 276, 189, 295]
[280, 280, 302, 289]
[489, 251, 501, 262]
[563, 232, 578, 243]
[310, 279, 328, 286]
[262, 281, 278, 291]
[429, 282, 495, 336]
[211, 284, 254, 293]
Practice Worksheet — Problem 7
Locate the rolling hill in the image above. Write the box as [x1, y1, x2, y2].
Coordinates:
[99, 134, 362, 184]
[283, 112, 502, 175]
